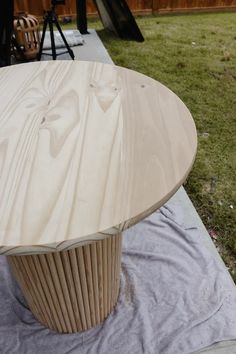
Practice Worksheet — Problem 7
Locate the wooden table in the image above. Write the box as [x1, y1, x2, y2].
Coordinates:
[0, 61, 197, 333]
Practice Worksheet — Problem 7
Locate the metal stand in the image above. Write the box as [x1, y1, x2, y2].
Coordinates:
[76, 0, 88, 34]
[38, 6, 74, 61]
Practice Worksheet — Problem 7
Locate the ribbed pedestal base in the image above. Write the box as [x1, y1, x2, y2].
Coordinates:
[8, 234, 122, 333]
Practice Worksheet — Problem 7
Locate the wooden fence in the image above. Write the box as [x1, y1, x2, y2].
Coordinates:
[14, 0, 236, 18]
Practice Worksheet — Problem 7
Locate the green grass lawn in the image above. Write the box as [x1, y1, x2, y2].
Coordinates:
[65, 12, 236, 279]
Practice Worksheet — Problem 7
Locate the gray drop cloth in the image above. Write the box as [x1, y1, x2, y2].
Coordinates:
[42, 30, 84, 50]
[0, 202, 236, 354]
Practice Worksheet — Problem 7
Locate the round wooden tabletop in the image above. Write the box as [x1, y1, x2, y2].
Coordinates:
[0, 61, 197, 255]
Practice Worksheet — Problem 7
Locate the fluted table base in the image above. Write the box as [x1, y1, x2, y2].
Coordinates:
[8, 233, 122, 333]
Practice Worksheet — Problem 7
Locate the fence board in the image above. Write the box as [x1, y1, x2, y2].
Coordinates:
[14, 0, 236, 17]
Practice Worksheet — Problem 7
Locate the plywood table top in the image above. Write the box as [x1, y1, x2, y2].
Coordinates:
[0, 61, 197, 256]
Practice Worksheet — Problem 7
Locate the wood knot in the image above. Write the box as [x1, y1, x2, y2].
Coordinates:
[41, 117, 46, 124]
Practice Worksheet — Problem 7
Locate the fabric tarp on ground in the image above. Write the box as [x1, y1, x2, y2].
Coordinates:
[42, 30, 84, 49]
[0, 200, 236, 354]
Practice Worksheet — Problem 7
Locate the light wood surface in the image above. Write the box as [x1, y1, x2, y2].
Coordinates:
[0, 61, 197, 256]
[8, 233, 122, 333]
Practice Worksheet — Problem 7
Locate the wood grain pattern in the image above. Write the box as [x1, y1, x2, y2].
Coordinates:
[0, 61, 197, 255]
[8, 233, 122, 333]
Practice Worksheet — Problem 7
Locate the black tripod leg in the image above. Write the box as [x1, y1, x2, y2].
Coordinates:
[49, 19, 57, 60]
[54, 20, 75, 60]
[38, 17, 48, 61]
[76, 0, 88, 34]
